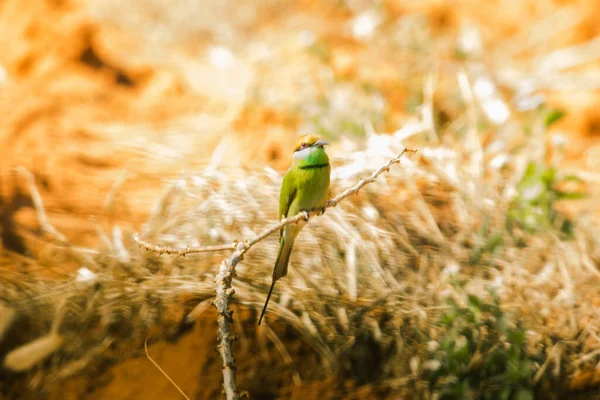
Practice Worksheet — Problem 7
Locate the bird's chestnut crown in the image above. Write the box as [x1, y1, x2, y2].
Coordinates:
[293, 134, 329, 153]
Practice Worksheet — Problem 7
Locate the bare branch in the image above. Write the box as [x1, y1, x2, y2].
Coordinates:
[133, 233, 237, 255]
[213, 242, 245, 400]
[327, 147, 417, 208]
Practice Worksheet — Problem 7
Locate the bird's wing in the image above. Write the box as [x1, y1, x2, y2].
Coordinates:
[278, 169, 297, 237]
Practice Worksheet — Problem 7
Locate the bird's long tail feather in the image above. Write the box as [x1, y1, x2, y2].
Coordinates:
[258, 237, 294, 325]
[258, 280, 276, 326]
[273, 237, 293, 281]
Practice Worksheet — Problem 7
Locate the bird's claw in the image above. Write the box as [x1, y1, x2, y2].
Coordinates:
[299, 207, 325, 220]
[315, 207, 326, 215]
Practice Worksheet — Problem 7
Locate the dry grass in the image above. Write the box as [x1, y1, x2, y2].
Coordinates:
[2, 111, 599, 397]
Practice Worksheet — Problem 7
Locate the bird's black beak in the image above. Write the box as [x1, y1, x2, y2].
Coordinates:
[313, 139, 329, 147]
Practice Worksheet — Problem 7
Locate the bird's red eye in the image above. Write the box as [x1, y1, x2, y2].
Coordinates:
[300, 142, 307, 149]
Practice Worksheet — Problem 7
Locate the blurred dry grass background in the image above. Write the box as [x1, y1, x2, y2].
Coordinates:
[1, 0, 600, 399]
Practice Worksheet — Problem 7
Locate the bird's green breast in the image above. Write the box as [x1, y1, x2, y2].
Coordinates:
[288, 147, 330, 215]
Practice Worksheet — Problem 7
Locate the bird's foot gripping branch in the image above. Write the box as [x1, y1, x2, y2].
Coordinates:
[135, 147, 417, 400]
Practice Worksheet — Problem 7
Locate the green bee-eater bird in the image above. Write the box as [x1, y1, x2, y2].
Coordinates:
[258, 134, 331, 325]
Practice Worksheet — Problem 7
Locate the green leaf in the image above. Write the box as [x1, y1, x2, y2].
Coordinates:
[498, 388, 511, 400]
[497, 315, 508, 334]
[458, 307, 476, 323]
[467, 294, 483, 311]
[452, 344, 471, 364]
[519, 163, 540, 189]
[440, 313, 455, 325]
[541, 167, 556, 186]
[485, 350, 508, 372]
[469, 248, 484, 265]
[307, 41, 330, 62]
[508, 329, 526, 346]
[514, 388, 534, 400]
[544, 108, 566, 127]
[560, 219, 575, 237]
[555, 191, 587, 200]
[563, 174, 583, 182]
[454, 48, 468, 60]
[485, 233, 504, 253]
[519, 359, 532, 379]
[338, 119, 365, 136]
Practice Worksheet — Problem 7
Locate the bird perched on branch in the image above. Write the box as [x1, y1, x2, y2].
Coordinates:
[258, 134, 331, 325]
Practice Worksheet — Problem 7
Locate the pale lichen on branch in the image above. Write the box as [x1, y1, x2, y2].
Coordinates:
[134, 147, 417, 400]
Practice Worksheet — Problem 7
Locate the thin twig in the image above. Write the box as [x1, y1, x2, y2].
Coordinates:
[103, 167, 128, 215]
[134, 233, 238, 255]
[15, 166, 95, 265]
[15, 167, 68, 244]
[422, 67, 439, 143]
[327, 147, 417, 207]
[144, 338, 191, 400]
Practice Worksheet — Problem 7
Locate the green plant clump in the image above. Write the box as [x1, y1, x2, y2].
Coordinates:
[424, 288, 535, 400]
[507, 162, 586, 238]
